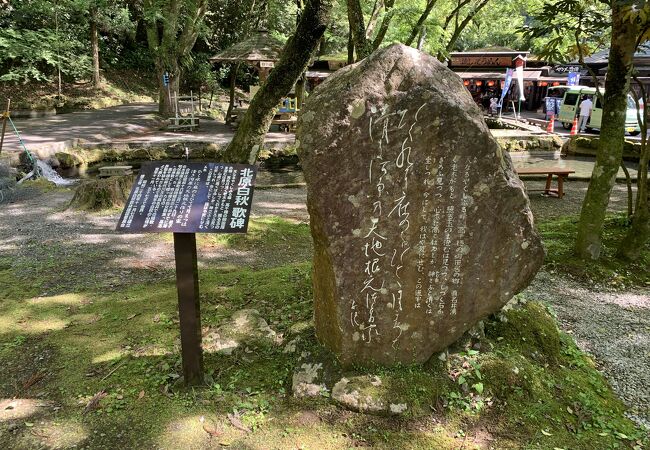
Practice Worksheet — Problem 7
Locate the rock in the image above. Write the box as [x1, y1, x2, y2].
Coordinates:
[331, 375, 409, 416]
[0, 161, 16, 193]
[68, 175, 134, 211]
[202, 309, 280, 355]
[54, 151, 84, 169]
[292, 362, 326, 397]
[297, 44, 544, 367]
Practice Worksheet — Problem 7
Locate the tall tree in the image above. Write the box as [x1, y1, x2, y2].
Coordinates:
[618, 75, 650, 259]
[371, 0, 395, 49]
[439, 0, 490, 58]
[574, 1, 643, 260]
[347, 0, 373, 60]
[222, 0, 333, 163]
[143, 0, 208, 116]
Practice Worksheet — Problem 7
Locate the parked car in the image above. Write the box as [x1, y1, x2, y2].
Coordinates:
[558, 86, 642, 135]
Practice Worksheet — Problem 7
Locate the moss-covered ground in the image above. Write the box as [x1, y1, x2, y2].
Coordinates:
[0, 184, 648, 449]
[539, 214, 650, 289]
[0, 70, 157, 112]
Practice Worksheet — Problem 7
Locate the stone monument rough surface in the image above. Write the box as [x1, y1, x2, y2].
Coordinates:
[297, 44, 544, 366]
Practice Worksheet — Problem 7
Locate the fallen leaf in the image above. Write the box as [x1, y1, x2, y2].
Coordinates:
[227, 412, 251, 433]
[541, 429, 552, 436]
[22, 372, 46, 390]
[200, 417, 222, 438]
[138, 390, 145, 400]
[83, 390, 107, 415]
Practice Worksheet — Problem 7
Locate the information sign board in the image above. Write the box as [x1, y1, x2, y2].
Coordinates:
[116, 160, 258, 385]
[117, 161, 257, 234]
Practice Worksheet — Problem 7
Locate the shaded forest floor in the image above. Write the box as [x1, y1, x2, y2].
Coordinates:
[0, 180, 648, 449]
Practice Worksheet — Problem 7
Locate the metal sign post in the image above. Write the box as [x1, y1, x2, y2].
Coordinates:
[116, 161, 257, 385]
[173, 232, 203, 384]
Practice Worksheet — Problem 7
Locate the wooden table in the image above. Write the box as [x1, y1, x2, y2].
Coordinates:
[515, 167, 575, 198]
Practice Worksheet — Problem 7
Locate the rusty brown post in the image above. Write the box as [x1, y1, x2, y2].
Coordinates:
[173, 232, 204, 385]
[0, 98, 10, 156]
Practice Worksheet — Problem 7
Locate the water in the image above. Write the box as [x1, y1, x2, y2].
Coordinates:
[36, 160, 77, 186]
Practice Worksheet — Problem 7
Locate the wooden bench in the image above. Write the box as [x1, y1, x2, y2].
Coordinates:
[515, 167, 575, 198]
[98, 165, 133, 178]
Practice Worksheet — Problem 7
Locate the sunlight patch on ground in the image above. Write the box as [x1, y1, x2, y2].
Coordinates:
[92, 349, 124, 364]
[0, 399, 52, 422]
[601, 290, 650, 309]
[75, 233, 113, 244]
[0, 242, 19, 252]
[156, 415, 213, 449]
[0, 315, 68, 334]
[27, 293, 88, 306]
[29, 420, 88, 449]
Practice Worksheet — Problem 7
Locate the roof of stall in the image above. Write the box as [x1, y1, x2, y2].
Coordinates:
[209, 30, 284, 63]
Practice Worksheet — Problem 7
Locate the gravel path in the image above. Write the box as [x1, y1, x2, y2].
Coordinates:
[525, 272, 650, 428]
[1, 179, 648, 430]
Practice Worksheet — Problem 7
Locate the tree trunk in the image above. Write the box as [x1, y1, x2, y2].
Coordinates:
[90, 8, 100, 88]
[372, 0, 395, 50]
[296, 73, 306, 109]
[221, 0, 333, 164]
[417, 26, 427, 50]
[617, 78, 650, 260]
[365, 0, 383, 39]
[347, 0, 372, 60]
[226, 63, 239, 124]
[347, 27, 355, 64]
[156, 62, 180, 117]
[442, 0, 490, 55]
[574, 3, 639, 260]
[617, 184, 649, 260]
[405, 0, 437, 47]
[144, 0, 207, 117]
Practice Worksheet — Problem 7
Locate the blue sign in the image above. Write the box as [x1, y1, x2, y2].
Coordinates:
[499, 68, 514, 106]
[163, 72, 170, 87]
[567, 72, 580, 86]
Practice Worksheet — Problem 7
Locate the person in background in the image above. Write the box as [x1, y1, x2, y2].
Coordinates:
[578, 95, 593, 132]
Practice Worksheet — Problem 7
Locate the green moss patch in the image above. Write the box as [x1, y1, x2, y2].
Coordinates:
[538, 214, 650, 288]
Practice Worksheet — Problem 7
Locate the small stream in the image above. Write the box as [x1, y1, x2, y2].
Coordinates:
[36, 160, 78, 186]
[49, 151, 640, 186]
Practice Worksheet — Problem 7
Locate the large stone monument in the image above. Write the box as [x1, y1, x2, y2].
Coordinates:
[297, 44, 544, 366]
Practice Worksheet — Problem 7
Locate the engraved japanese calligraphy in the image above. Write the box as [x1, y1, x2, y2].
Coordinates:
[298, 44, 544, 366]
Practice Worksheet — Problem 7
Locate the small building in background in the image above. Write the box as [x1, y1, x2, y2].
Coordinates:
[447, 48, 568, 112]
[581, 47, 650, 95]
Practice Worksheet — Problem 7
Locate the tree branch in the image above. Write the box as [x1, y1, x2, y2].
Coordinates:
[405, 0, 438, 47]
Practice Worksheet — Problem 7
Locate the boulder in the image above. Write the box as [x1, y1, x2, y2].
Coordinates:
[54, 151, 84, 169]
[297, 44, 544, 367]
[0, 161, 16, 193]
[331, 375, 409, 416]
[202, 309, 280, 355]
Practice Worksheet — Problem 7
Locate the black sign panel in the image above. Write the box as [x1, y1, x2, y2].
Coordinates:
[116, 161, 256, 233]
